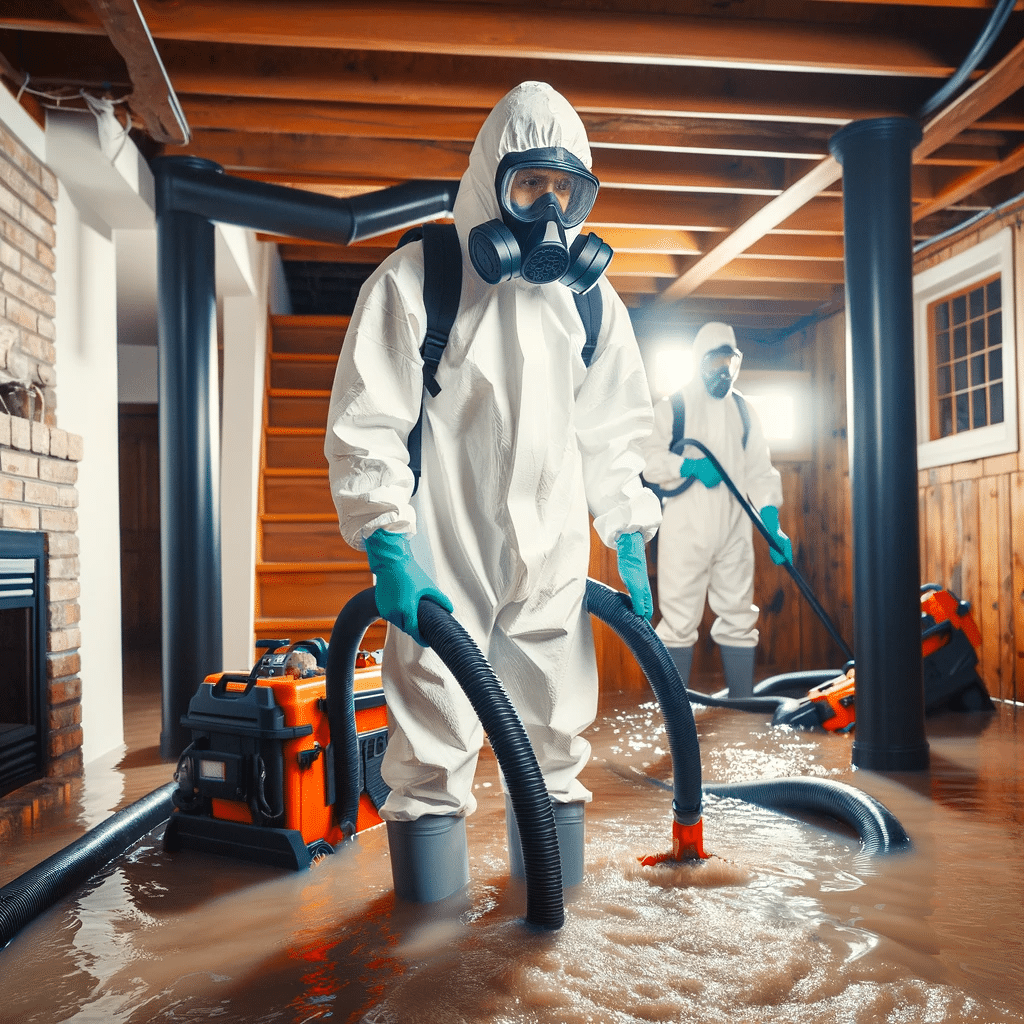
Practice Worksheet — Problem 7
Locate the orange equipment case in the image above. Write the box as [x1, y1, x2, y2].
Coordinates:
[163, 643, 389, 870]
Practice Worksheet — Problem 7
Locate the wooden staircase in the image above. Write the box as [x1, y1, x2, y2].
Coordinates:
[256, 314, 386, 653]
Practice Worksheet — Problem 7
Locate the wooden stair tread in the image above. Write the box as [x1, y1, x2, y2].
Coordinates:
[261, 512, 338, 523]
[257, 560, 369, 572]
[264, 467, 329, 478]
[267, 425, 326, 437]
[269, 351, 338, 364]
[270, 314, 349, 328]
[269, 388, 332, 399]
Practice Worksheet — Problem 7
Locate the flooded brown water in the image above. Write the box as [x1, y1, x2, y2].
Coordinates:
[2, 677, 1023, 1024]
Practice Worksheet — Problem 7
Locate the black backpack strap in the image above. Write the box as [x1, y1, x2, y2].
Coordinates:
[420, 223, 461, 398]
[733, 391, 751, 449]
[408, 222, 462, 494]
[574, 284, 603, 367]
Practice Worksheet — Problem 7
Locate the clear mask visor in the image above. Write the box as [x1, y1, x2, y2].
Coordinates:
[497, 150, 599, 229]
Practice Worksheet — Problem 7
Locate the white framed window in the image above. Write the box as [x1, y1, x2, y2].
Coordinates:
[913, 227, 1017, 469]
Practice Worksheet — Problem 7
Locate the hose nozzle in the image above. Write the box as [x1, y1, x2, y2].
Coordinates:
[639, 817, 709, 866]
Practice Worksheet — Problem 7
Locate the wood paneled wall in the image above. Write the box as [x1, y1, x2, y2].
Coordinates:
[780, 204, 1024, 705]
[912, 208, 1024, 704]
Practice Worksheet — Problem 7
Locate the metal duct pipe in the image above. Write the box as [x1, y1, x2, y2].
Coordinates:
[153, 156, 458, 244]
[828, 117, 929, 772]
[150, 156, 457, 760]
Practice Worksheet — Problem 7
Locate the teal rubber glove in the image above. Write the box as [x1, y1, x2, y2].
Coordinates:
[364, 529, 453, 646]
[680, 457, 722, 489]
[616, 531, 654, 621]
[759, 505, 793, 565]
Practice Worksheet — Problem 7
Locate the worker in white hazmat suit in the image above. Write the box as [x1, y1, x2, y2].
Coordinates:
[325, 82, 662, 903]
[642, 322, 792, 698]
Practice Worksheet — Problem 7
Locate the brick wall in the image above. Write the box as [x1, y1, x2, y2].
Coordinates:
[0, 114, 86, 780]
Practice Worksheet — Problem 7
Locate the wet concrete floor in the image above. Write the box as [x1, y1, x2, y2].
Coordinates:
[2, 650, 1023, 1023]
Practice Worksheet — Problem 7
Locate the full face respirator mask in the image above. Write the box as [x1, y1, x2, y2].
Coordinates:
[468, 147, 613, 294]
[701, 344, 743, 400]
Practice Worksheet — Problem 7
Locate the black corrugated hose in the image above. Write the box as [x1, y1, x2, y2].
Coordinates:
[584, 578, 912, 855]
[702, 778, 911, 855]
[0, 782, 177, 948]
[326, 588, 564, 931]
[585, 579, 703, 823]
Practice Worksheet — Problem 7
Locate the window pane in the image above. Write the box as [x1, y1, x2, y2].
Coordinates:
[953, 326, 967, 358]
[990, 382, 1003, 425]
[939, 397, 953, 437]
[956, 392, 970, 432]
[969, 286, 984, 320]
[986, 277, 1001, 310]
[970, 353, 986, 387]
[972, 388, 987, 429]
[988, 311, 1001, 348]
[936, 331, 949, 363]
[936, 364, 951, 395]
[934, 302, 950, 331]
[954, 359, 968, 391]
[952, 294, 967, 325]
[969, 318, 985, 352]
[988, 347, 1002, 382]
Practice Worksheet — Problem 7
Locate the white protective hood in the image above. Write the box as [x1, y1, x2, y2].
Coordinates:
[453, 81, 591, 259]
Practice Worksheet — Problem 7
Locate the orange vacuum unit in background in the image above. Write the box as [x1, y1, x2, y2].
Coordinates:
[163, 640, 389, 869]
[774, 585, 993, 732]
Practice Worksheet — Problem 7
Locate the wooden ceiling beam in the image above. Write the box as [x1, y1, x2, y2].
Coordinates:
[913, 141, 1024, 223]
[914, 35, 1024, 161]
[658, 32, 1024, 304]
[83, 0, 189, 144]
[710, 258, 846, 285]
[183, 129, 472, 180]
[7, 1, 959, 78]
[691, 280, 842, 303]
[178, 95, 836, 159]
[184, 127, 817, 196]
[2, 32, 935, 127]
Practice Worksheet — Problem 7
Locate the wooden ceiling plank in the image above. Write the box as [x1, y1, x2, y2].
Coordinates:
[658, 32, 1024, 304]
[179, 95, 835, 160]
[120, 1, 958, 77]
[6, 31, 936, 127]
[183, 129, 472, 180]
[691, 280, 841, 302]
[913, 141, 1024, 223]
[708, 258, 846, 285]
[656, 156, 843, 302]
[914, 35, 1024, 160]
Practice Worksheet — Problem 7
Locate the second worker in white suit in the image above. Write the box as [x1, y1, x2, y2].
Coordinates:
[642, 322, 792, 698]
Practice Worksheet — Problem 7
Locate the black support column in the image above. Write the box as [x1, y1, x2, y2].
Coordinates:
[828, 118, 929, 772]
[154, 157, 222, 760]
[149, 157, 457, 760]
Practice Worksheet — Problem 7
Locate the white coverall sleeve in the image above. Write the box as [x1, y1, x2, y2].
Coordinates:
[575, 282, 663, 547]
[324, 251, 426, 551]
[740, 397, 784, 511]
[641, 396, 686, 487]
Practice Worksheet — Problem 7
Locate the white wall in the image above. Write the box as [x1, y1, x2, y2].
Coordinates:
[220, 233, 273, 671]
[54, 188, 126, 764]
[46, 106, 156, 764]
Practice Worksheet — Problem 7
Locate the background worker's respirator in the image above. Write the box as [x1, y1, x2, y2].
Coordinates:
[469, 147, 613, 294]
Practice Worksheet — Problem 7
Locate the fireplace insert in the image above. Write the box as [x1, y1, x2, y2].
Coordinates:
[0, 530, 47, 797]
